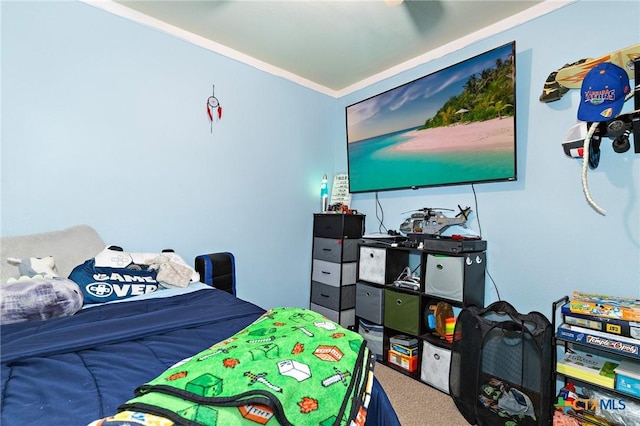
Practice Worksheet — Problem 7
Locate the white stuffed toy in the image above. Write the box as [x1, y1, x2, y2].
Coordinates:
[6, 256, 58, 282]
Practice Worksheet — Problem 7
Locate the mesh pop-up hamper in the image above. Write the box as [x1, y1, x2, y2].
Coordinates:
[449, 301, 553, 426]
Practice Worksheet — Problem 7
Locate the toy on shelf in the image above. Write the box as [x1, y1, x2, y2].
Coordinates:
[399, 205, 473, 237]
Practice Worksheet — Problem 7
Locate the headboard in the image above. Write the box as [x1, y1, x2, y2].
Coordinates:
[195, 253, 236, 296]
[1, 226, 238, 296]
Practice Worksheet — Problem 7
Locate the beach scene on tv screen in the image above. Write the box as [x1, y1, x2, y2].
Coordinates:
[347, 43, 516, 193]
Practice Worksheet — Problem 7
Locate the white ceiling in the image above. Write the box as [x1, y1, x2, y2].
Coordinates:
[93, 0, 571, 96]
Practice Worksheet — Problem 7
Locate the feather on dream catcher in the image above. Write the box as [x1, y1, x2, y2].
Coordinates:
[206, 85, 222, 133]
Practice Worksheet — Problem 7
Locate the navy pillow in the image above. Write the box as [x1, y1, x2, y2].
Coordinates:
[69, 258, 159, 304]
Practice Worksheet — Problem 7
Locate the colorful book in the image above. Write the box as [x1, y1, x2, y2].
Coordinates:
[556, 350, 618, 389]
[390, 343, 418, 357]
[562, 303, 640, 341]
[557, 323, 640, 359]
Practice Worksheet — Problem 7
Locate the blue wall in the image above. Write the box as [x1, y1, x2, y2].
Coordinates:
[1, 1, 335, 309]
[340, 0, 640, 315]
[2, 1, 638, 315]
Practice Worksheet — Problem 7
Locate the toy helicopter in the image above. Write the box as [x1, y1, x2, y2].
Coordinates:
[399, 206, 472, 237]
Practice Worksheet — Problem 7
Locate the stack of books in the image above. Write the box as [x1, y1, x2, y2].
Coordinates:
[558, 291, 640, 397]
[558, 292, 640, 359]
[556, 350, 618, 389]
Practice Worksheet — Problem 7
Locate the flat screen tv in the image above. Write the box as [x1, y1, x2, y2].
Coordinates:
[346, 41, 517, 193]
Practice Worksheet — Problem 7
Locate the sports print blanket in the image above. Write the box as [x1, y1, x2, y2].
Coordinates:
[90, 307, 374, 426]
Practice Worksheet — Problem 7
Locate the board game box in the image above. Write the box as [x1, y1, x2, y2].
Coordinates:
[557, 323, 640, 359]
[562, 303, 640, 340]
[569, 291, 640, 322]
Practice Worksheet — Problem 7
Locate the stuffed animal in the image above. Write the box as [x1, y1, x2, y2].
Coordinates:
[2, 256, 82, 324]
[6, 256, 58, 281]
[0, 277, 83, 324]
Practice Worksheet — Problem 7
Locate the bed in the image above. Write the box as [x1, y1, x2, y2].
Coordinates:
[0, 225, 400, 426]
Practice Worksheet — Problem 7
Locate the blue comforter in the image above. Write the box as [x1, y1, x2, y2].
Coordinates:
[1, 288, 399, 426]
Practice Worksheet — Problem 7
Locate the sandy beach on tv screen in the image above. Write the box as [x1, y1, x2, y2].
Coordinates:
[390, 117, 514, 153]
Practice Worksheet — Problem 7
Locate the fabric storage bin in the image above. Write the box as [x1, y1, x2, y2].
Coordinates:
[424, 252, 486, 307]
[358, 246, 408, 285]
[313, 237, 343, 263]
[358, 318, 383, 360]
[358, 246, 387, 284]
[355, 282, 384, 324]
[313, 214, 364, 239]
[309, 303, 355, 328]
[312, 259, 356, 287]
[313, 237, 359, 263]
[311, 282, 356, 310]
[425, 254, 464, 302]
[384, 289, 420, 335]
[421, 340, 451, 394]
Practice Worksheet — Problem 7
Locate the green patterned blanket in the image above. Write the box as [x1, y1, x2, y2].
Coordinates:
[118, 307, 374, 426]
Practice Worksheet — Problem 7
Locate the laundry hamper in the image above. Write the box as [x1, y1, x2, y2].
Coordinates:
[449, 301, 553, 426]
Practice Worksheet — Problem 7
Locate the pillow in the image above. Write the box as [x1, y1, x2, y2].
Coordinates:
[94, 247, 199, 284]
[69, 246, 200, 304]
[69, 257, 160, 305]
[0, 225, 105, 284]
[0, 277, 83, 324]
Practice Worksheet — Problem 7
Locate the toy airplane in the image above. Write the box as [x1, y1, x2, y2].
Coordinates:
[399, 206, 472, 237]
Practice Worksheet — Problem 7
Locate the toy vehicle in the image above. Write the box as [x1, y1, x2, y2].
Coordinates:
[392, 267, 420, 291]
[399, 206, 472, 237]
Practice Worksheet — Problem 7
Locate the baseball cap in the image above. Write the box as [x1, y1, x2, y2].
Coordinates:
[577, 62, 630, 122]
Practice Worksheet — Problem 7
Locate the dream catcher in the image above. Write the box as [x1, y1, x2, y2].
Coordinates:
[206, 84, 222, 133]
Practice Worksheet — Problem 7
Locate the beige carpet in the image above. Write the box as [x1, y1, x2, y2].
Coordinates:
[374, 363, 469, 426]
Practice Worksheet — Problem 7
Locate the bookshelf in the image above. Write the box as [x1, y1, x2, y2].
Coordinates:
[552, 294, 640, 424]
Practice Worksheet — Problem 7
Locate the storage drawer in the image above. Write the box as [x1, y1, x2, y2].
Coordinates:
[313, 214, 364, 239]
[355, 282, 384, 324]
[311, 282, 355, 310]
[358, 318, 383, 360]
[424, 252, 485, 306]
[313, 237, 358, 263]
[312, 259, 356, 287]
[309, 303, 355, 328]
[420, 340, 451, 394]
[358, 246, 386, 284]
[384, 289, 420, 335]
[358, 246, 409, 285]
[425, 254, 464, 302]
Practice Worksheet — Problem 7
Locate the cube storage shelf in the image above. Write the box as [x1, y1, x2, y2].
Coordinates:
[355, 240, 486, 392]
